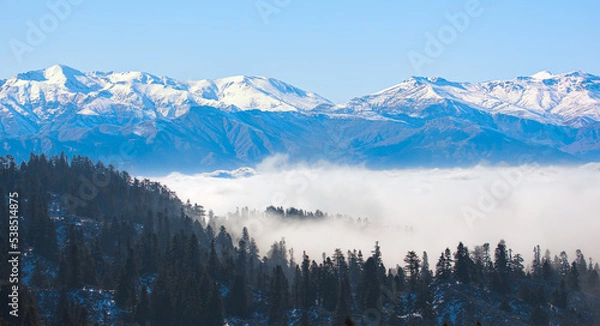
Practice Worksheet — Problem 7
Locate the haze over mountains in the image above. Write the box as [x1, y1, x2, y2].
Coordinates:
[1, 65, 600, 173]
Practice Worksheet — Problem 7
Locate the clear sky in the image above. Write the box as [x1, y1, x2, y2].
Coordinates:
[1, 0, 599, 103]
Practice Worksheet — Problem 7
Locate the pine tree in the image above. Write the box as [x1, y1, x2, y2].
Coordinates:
[332, 277, 352, 326]
[268, 265, 289, 326]
[186, 233, 203, 279]
[64, 228, 84, 289]
[532, 245, 542, 277]
[558, 251, 570, 278]
[494, 240, 509, 275]
[246, 237, 260, 287]
[435, 248, 452, 281]
[115, 248, 139, 309]
[321, 257, 339, 311]
[394, 266, 405, 293]
[57, 256, 68, 288]
[292, 266, 302, 309]
[415, 281, 436, 323]
[227, 275, 249, 318]
[372, 241, 386, 280]
[299, 310, 310, 326]
[403, 251, 420, 289]
[587, 269, 600, 290]
[144, 209, 155, 234]
[300, 252, 316, 309]
[348, 250, 362, 291]
[176, 276, 203, 325]
[343, 317, 357, 325]
[151, 270, 173, 326]
[133, 286, 151, 326]
[216, 225, 234, 256]
[490, 240, 512, 294]
[28, 194, 59, 261]
[138, 233, 159, 275]
[575, 249, 588, 276]
[359, 257, 381, 310]
[453, 242, 472, 284]
[57, 291, 90, 326]
[18, 287, 42, 326]
[267, 239, 289, 272]
[568, 261, 580, 291]
[236, 239, 248, 278]
[30, 259, 50, 289]
[549, 280, 567, 309]
[542, 259, 554, 281]
[529, 305, 549, 326]
[90, 235, 107, 281]
[208, 240, 223, 281]
[198, 273, 212, 316]
[420, 251, 432, 284]
[205, 284, 225, 326]
[511, 253, 525, 278]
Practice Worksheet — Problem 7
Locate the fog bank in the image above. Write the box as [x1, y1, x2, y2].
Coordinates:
[151, 157, 600, 267]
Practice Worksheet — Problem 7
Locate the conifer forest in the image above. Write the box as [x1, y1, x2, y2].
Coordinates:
[1, 154, 599, 326]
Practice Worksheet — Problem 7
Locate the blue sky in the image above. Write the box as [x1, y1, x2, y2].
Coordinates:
[1, 0, 599, 103]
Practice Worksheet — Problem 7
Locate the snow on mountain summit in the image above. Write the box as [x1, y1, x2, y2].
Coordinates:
[3, 66, 600, 171]
[332, 71, 600, 126]
[208, 75, 330, 112]
[0, 66, 332, 134]
[43, 64, 83, 80]
[2, 65, 600, 138]
[531, 70, 554, 80]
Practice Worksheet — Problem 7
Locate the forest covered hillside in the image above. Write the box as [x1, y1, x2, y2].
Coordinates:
[1, 154, 599, 325]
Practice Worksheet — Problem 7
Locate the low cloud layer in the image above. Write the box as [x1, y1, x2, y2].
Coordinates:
[151, 156, 600, 268]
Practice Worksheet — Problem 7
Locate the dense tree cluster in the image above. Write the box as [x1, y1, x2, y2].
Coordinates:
[1, 154, 599, 325]
[266, 206, 326, 220]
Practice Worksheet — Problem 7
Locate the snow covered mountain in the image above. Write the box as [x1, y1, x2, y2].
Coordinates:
[332, 71, 600, 127]
[1, 65, 600, 173]
[0, 65, 331, 136]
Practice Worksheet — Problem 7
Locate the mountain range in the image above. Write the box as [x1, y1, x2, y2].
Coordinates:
[2, 65, 600, 173]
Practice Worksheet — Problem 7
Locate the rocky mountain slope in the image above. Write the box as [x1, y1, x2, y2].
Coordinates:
[1, 65, 599, 173]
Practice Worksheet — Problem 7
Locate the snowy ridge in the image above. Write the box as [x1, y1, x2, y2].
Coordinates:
[3, 65, 600, 129]
[333, 71, 600, 127]
[0, 65, 332, 135]
[2, 65, 600, 172]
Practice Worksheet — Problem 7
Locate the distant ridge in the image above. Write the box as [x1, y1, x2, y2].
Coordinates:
[1, 65, 599, 173]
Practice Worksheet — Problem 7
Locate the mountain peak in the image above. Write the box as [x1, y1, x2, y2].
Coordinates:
[560, 70, 596, 79]
[220, 75, 265, 82]
[2, 67, 600, 169]
[403, 76, 459, 87]
[1, 66, 333, 120]
[531, 71, 554, 80]
[12, 64, 84, 83]
[43, 64, 83, 79]
[529, 70, 598, 81]
[405, 76, 428, 83]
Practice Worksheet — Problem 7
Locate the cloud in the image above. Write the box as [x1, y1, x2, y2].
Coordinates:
[150, 157, 600, 268]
